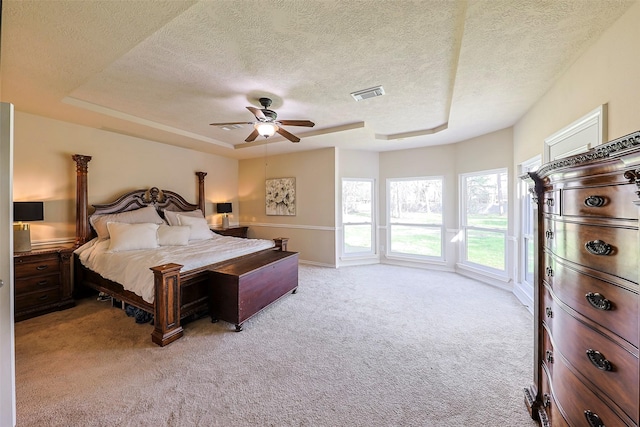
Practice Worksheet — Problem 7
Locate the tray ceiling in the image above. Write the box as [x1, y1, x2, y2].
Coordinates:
[1, 0, 634, 159]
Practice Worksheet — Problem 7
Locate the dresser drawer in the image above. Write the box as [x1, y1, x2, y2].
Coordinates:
[15, 288, 61, 312]
[544, 254, 638, 346]
[550, 220, 638, 282]
[551, 348, 634, 427]
[14, 255, 60, 278]
[562, 184, 638, 220]
[15, 274, 60, 294]
[552, 303, 638, 421]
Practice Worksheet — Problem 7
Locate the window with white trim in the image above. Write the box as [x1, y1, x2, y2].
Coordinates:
[520, 157, 541, 286]
[342, 179, 374, 256]
[460, 169, 508, 272]
[387, 177, 443, 259]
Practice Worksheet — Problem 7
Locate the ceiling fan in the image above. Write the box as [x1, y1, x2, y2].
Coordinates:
[210, 97, 315, 143]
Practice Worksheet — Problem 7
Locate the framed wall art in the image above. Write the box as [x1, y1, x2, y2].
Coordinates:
[266, 177, 296, 216]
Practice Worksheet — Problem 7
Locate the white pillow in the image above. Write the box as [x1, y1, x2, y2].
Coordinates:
[177, 214, 213, 241]
[106, 222, 160, 252]
[157, 224, 190, 246]
[91, 206, 164, 240]
[164, 209, 204, 226]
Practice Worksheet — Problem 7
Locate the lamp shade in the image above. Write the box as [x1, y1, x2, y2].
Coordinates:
[255, 122, 277, 138]
[216, 203, 232, 214]
[14, 201, 44, 222]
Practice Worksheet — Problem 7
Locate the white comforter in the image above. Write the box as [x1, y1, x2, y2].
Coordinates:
[75, 235, 275, 303]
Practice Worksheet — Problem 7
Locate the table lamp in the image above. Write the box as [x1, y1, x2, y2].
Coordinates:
[14, 201, 44, 252]
[216, 203, 232, 229]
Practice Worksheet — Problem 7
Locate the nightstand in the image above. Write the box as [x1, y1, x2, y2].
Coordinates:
[211, 226, 248, 238]
[14, 244, 75, 321]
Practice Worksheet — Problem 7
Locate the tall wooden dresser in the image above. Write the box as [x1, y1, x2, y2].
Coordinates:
[525, 131, 640, 427]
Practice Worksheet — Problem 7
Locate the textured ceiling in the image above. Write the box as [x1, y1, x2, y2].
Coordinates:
[1, 0, 635, 159]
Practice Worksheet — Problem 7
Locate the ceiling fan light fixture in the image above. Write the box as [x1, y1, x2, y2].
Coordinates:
[255, 122, 278, 138]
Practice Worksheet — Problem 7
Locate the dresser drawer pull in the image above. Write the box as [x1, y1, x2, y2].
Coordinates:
[545, 307, 553, 318]
[38, 294, 49, 301]
[586, 349, 612, 371]
[36, 265, 49, 271]
[584, 410, 604, 427]
[585, 292, 611, 311]
[585, 240, 612, 256]
[545, 267, 553, 277]
[545, 230, 554, 239]
[542, 393, 551, 408]
[584, 195, 606, 207]
[545, 350, 554, 364]
[37, 280, 49, 286]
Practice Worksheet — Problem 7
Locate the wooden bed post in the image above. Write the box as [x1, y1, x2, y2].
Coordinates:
[72, 154, 92, 246]
[150, 263, 184, 347]
[196, 172, 207, 214]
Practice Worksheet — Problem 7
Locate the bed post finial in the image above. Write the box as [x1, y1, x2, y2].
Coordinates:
[196, 172, 207, 214]
[72, 154, 92, 246]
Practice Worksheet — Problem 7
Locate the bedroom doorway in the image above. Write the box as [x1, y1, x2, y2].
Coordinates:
[0, 102, 16, 427]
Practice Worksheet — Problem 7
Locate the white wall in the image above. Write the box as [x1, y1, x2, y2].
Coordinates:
[238, 147, 337, 267]
[514, 1, 640, 163]
[13, 112, 239, 244]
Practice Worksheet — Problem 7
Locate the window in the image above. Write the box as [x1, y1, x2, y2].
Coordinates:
[460, 169, 508, 272]
[387, 177, 443, 258]
[520, 157, 541, 286]
[342, 179, 374, 256]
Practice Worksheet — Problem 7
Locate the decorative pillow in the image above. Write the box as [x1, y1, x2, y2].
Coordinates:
[91, 206, 164, 240]
[163, 209, 204, 226]
[177, 214, 213, 241]
[157, 224, 190, 246]
[106, 222, 160, 252]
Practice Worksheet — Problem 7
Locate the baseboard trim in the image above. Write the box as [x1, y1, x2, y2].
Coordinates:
[299, 259, 336, 268]
[455, 266, 512, 292]
[513, 281, 534, 315]
[381, 258, 455, 272]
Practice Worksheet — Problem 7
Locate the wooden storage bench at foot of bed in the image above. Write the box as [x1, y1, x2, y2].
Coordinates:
[208, 249, 299, 331]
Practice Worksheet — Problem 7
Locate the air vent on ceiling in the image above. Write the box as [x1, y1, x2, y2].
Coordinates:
[351, 85, 385, 101]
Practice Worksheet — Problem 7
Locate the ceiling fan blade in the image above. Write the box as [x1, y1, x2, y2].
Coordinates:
[278, 120, 315, 127]
[247, 106, 266, 121]
[245, 129, 260, 142]
[210, 121, 252, 126]
[276, 127, 300, 143]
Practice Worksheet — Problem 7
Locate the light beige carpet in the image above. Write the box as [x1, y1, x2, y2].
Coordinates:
[15, 264, 537, 427]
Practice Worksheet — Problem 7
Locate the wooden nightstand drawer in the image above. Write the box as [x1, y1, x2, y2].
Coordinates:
[15, 288, 61, 312]
[14, 245, 74, 321]
[15, 255, 60, 278]
[15, 274, 60, 293]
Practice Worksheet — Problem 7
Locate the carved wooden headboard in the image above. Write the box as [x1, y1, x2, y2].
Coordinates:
[72, 154, 207, 246]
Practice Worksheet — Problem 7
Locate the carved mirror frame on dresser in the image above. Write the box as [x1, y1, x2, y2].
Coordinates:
[523, 130, 640, 427]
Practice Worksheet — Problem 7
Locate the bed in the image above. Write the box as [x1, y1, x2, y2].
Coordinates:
[71, 154, 296, 346]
